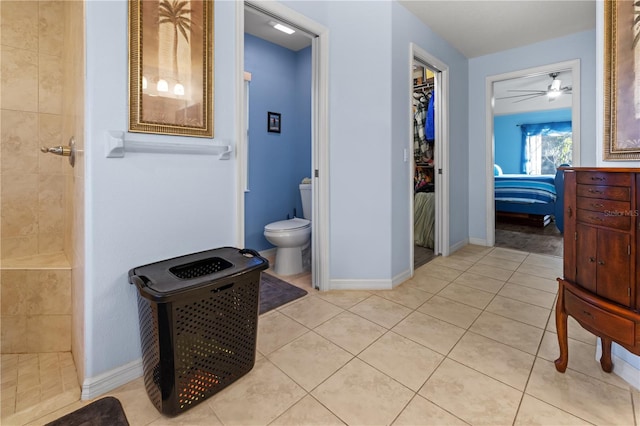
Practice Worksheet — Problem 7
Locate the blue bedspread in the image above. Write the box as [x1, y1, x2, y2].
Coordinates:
[494, 174, 556, 204]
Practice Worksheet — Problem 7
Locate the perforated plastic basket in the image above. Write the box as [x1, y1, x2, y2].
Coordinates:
[128, 247, 268, 416]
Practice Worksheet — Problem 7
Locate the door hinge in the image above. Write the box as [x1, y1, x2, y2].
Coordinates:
[628, 245, 631, 256]
[628, 287, 631, 297]
[574, 232, 578, 241]
[438, 168, 442, 175]
[314, 169, 319, 178]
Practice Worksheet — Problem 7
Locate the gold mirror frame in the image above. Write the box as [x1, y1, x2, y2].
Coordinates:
[603, 0, 640, 160]
[129, 0, 213, 138]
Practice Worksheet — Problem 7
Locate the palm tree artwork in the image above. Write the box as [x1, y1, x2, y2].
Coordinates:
[158, 0, 192, 84]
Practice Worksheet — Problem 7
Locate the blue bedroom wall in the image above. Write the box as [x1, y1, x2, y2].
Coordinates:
[244, 34, 312, 251]
[494, 108, 572, 174]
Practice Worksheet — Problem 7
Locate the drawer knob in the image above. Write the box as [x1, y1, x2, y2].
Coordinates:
[567, 206, 572, 217]
[598, 260, 605, 265]
[582, 310, 593, 317]
[590, 176, 605, 181]
[589, 257, 596, 262]
[592, 203, 604, 208]
[590, 216, 603, 221]
[588, 189, 604, 194]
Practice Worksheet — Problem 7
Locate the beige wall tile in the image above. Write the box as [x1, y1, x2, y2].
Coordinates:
[1, 173, 39, 238]
[38, 1, 64, 57]
[26, 314, 70, 352]
[1, 315, 28, 353]
[1, 46, 38, 112]
[38, 173, 65, 235]
[26, 270, 71, 315]
[1, 236, 38, 259]
[39, 54, 63, 114]
[1, 270, 29, 315]
[0, 1, 38, 51]
[38, 232, 64, 254]
[1, 110, 39, 174]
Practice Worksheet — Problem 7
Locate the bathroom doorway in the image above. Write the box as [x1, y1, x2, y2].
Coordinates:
[239, 2, 329, 291]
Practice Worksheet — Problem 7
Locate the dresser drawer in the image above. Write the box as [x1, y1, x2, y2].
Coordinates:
[564, 289, 635, 346]
[576, 197, 631, 213]
[576, 184, 630, 201]
[576, 172, 631, 186]
[577, 209, 632, 230]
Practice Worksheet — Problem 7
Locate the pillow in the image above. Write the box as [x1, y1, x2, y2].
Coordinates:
[494, 164, 503, 176]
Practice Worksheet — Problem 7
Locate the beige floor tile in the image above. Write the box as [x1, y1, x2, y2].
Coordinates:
[524, 253, 563, 271]
[278, 296, 343, 329]
[392, 395, 468, 426]
[268, 331, 352, 391]
[208, 358, 305, 426]
[315, 290, 371, 309]
[417, 263, 463, 282]
[256, 311, 309, 355]
[392, 311, 466, 355]
[477, 255, 522, 271]
[311, 358, 413, 426]
[376, 284, 434, 309]
[470, 312, 544, 355]
[437, 283, 496, 309]
[485, 295, 551, 329]
[349, 295, 412, 329]
[359, 331, 444, 391]
[313, 311, 386, 355]
[514, 394, 591, 425]
[403, 274, 450, 294]
[508, 271, 559, 294]
[546, 311, 597, 345]
[486, 247, 528, 263]
[537, 331, 630, 390]
[466, 263, 514, 281]
[270, 395, 345, 426]
[105, 377, 162, 426]
[498, 283, 556, 309]
[448, 332, 535, 390]
[419, 358, 522, 426]
[633, 390, 640, 424]
[526, 358, 634, 425]
[426, 256, 474, 272]
[452, 271, 506, 294]
[516, 262, 562, 280]
[417, 295, 482, 329]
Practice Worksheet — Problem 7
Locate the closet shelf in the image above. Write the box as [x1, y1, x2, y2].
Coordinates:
[104, 130, 232, 159]
[416, 163, 434, 168]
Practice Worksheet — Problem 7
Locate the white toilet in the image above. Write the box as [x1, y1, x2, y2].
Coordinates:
[264, 183, 312, 276]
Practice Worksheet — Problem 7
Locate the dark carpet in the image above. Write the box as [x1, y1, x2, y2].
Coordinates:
[45, 397, 128, 426]
[259, 272, 308, 315]
[495, 218, 563, 257]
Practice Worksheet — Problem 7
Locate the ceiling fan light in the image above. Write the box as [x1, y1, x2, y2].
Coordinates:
[547, 89, 562, 99]
[550, 78, 561, 91]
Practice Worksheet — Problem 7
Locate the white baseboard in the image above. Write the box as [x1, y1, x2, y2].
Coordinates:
[392, 269, 412, 288]
[81, 358, 143, 400]
[596, 344, 640, 391]
[330, 278, 392, 291]
[468, 237, 489, 246]
[449, 238, 469, 254]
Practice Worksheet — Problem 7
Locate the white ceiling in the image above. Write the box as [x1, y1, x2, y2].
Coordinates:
[398, 0, 596, 58]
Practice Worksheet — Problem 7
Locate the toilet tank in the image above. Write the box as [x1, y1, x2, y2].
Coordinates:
[299, 183, 312, 220]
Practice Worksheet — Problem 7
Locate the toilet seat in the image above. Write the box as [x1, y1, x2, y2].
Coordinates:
[264, 218, 310, 233]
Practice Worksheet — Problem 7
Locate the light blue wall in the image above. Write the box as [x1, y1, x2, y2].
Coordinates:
[390, 2, 469, 276]
[243, 35, 311, 251]
[494, 108, 572, 174]
[468, 29, 596, 243]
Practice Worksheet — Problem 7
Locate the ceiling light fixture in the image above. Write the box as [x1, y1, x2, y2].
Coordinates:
[272, 22, 295, 35]
[547, 73, 562, 99]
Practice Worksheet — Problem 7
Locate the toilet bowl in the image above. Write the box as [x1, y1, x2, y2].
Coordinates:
[264, 182, 312, 276]
[264, 218, 311, 276]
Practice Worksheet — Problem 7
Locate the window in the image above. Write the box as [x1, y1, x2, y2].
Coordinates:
[521, 121, 572, 175]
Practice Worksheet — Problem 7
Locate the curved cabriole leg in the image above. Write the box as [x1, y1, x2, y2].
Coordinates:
[600, 337, 613, 372]
[554, 282, 569, 372]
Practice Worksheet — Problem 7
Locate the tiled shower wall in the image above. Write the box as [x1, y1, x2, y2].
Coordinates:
[1, 0, 85, 369]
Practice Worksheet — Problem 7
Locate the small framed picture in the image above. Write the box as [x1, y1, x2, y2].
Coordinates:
[267, 112, 281, 133]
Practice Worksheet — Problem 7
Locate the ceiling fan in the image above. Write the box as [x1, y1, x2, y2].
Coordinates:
[498, 72, 572, 103]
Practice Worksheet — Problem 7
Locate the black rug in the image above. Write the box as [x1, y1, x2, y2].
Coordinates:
[45, 396, 128, 426]
[495, 219, 563, 257]
[260, 272, 308, 314]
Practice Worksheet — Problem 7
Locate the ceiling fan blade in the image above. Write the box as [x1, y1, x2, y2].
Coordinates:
[513, 93, 547, 103]
[497, 93, 550, 100]
[507, 89, 548, 94]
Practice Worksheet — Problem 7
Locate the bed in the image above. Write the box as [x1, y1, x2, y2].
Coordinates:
[494, 167, 565, 232]
[415, 191, 435, 249]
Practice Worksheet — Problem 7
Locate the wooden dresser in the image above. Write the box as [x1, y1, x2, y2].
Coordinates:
[555, 167, 640, 373]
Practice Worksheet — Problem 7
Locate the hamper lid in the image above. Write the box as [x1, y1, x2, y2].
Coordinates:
[128, 247, 268, 301]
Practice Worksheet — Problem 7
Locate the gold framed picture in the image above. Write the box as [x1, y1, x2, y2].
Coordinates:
[603, 0, 640, 160]
[129, 0, 213, 138]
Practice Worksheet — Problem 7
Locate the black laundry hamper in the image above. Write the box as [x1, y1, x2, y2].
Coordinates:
[128, 247, 268, 416]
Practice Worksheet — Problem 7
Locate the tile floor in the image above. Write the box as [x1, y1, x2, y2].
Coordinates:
[4, 245, 640, 425]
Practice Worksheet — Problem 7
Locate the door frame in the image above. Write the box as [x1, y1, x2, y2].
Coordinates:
[236, 1, 330, 291]
[484, 59, 581, 246]
[409, 43, 450, 277]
